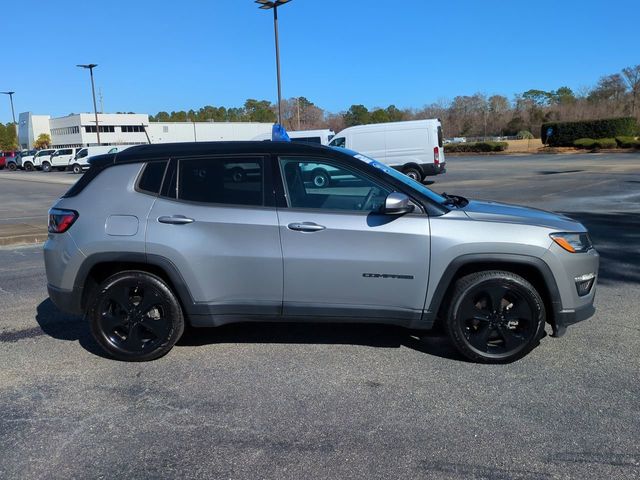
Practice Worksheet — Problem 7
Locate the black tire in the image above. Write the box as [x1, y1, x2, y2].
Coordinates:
[88, 271, 185, 362]
[402, 166, 423, 183]
[445, 270, 546, 363]
[24, 162, 34, 171]
[7, 162, 16, 171]
[41, 161, 52, 172]
[230, 167, 246, 183]
[72, 163, 83, 174]
[311, 168, 331, 188]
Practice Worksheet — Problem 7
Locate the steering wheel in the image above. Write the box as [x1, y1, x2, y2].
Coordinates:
[361, 188, 378, 211]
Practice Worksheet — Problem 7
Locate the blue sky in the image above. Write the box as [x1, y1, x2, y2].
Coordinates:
[3, 0, 639, 122]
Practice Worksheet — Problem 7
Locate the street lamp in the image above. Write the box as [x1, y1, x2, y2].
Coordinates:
[1, 91, 16, 124]
[76, 64, 101, 145]
[255, 0, 292, 125]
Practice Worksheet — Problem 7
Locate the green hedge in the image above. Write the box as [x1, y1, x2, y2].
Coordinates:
[615, 136, 640, 148]
[541, 117, 638, 146]
[444, 141, 508, 153]
[574, 138, 619, 149]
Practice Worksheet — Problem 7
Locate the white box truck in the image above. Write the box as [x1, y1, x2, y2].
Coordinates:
[327, 119, 445, 182]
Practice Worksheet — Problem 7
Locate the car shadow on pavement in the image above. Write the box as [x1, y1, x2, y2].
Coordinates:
[35, 299, 110, 359]
[561, 211, 640, 285]
[178, 322, 467, 362]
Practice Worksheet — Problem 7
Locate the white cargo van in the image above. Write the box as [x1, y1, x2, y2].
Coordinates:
[328, 120, 445, 182]
[70, 145, 134, 173]
[252, 129, 335, 145]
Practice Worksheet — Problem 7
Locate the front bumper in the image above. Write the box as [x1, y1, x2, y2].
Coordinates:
[552, 301, 595, 337]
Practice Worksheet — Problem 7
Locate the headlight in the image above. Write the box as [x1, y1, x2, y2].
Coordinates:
[550, 232, 593, 253]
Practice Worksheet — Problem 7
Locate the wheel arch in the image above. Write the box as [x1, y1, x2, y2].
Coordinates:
[425, 254, 562, 331]
[77, 252, 196, 322]
[401, 162, 423, 175]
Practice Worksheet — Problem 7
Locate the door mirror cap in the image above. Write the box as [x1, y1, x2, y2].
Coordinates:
[384, 192, 414, 215]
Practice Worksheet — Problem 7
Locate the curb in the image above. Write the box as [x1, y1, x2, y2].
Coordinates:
[0, 232, 48, 247]
[0, 174, 76, 186]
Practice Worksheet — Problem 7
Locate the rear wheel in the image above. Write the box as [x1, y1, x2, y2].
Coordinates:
[41, 161, 52, 172]
[311, 168, 331, 188]
[72, 163, 83, 174]
[402, 166, 423, 183]
[445, 270, 546, 363]
[7, 162, 16, 171]
[89, 271, 185, 361]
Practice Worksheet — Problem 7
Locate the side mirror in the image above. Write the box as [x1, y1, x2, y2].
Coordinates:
[384, 192, 414, 215]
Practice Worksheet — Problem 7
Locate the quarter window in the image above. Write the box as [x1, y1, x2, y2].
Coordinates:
[176, 157, 264, 206]
[138, 161, 168, 194]
[329, 137, 345, 148]
[279, 157, 390, 212]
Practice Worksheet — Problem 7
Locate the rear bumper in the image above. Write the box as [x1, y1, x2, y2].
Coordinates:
[47, 284, 84, 315]
[421, 162, 446, 176]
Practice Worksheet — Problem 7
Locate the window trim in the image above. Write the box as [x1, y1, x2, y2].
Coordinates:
[275, 154, 423, 214]
[158, 154, 275, 209]
[135, 160, 170, 196]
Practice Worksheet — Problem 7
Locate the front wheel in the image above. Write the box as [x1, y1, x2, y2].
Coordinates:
[72, 163, 83, 174]
[445, 271, 546, 363]
[88, 271, 185, 361]
[24, 162, 34, 171]
[41, 161, 52, 172]
[7, 162, 16, 171]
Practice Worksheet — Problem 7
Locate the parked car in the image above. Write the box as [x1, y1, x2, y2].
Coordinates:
[9, 150, 36, 170]
[48, 148, 82, 172]
[70, 146, 132, 174]
[328, 120, 445, 182]
[20, 150, 39, 171]
[0, 150, 18, 170]
[32, 149, 56, 171]
[2, 151, 18, 170]
[44, 141, 598, 363]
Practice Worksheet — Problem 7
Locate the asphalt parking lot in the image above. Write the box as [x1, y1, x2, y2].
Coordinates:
[1, 153, 639, 479]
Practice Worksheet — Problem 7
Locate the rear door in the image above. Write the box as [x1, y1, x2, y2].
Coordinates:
[146, 155, 283, 316]
[275, 155, 431, 323]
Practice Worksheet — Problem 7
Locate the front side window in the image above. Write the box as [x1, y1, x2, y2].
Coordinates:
[279, 157, 390, 212]
[329, 137, 345, 148]
[176, 157, 264, 206]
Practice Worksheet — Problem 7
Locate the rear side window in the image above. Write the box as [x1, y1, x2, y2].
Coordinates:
[437, 125, 443, 148]
[137, 161, 168, 194]
[174, 157, 264, 206]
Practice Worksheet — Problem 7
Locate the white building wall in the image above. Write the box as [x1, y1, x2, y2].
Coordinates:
[147, 122, 272, 143]
[18, 113, 51, 149]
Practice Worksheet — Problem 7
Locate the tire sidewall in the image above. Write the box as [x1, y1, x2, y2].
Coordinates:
[42, 162, 51, 172]
[88, 271, 185, 362]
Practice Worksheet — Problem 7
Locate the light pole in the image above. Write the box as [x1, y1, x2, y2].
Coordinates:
[255, 0, 292, 125]
[1, 91, 16, 124]
[77, 64, 101, 145]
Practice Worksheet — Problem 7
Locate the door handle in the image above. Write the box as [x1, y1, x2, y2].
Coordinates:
[158, 215, 195, 225]
[287, 222, 326, 232]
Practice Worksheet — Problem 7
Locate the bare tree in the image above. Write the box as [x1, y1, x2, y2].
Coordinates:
[622, 65, 640, 116]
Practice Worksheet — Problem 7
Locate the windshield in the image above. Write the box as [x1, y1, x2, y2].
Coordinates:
[334, 147, 448, 204]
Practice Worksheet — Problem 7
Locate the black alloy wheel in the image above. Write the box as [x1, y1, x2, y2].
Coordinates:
[446, 271, 545, 363]
[89, 271, 184, 361]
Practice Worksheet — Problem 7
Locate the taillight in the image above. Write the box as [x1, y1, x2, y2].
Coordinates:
[48, 208, 78, 233]
[434, 146, 440, 165]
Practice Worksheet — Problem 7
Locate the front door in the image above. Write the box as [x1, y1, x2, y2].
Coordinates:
[276, 156, 431, 324]
[146, 155, 283, 317]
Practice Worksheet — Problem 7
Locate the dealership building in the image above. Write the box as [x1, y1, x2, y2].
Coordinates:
[17, 112, 273, 149]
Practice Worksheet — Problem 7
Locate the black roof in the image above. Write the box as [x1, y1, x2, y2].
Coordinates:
[113, 141, 336, 163]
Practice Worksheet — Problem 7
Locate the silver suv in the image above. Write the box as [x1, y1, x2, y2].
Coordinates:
[44, 142, 599, 363]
